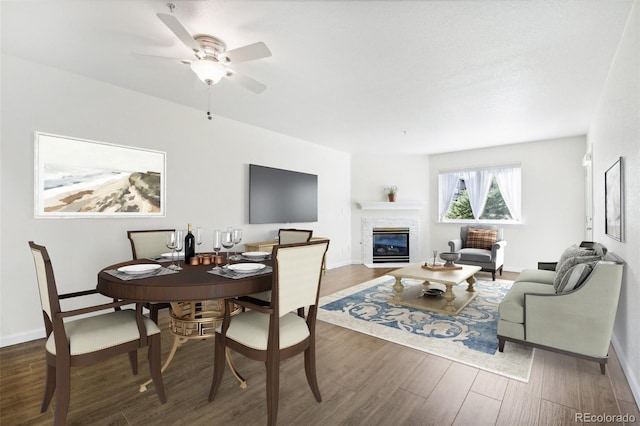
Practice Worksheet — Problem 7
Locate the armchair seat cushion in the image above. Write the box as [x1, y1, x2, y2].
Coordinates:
[46, 309, 161, 356]
[498, 282, 556, 323]
[216, 310, 309, 351]
[458, 248, 493, 263]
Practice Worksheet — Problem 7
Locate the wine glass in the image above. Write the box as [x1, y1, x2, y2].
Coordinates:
[173, 230, 184, 271]
[221, 230, 234, 267]
[231, 228, 243, 260]
[212, 230, 222, 269]
[165, 231, 178, 270]
[195, 227, 203, 254]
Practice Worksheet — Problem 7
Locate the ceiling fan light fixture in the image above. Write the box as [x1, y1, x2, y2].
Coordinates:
[190, 59, 226, 85]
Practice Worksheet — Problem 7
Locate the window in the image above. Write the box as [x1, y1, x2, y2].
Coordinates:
[438, 165, 521, 223]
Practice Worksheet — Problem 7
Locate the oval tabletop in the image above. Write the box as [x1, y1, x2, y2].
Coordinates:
[97, 259, 272, 303]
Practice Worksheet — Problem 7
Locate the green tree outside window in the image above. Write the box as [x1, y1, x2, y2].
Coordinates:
[446, 178, 512, 220]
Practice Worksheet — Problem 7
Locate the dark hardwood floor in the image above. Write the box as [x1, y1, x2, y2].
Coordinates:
[1, 265, 637, 425]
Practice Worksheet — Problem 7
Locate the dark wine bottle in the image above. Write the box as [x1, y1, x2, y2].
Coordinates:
[184, 224, 196, 265]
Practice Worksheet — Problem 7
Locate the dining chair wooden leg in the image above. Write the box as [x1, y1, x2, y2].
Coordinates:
[41, 363, 56, 412]
[55, 360, 71, 426]
[128, 350, 138, 375]
[150, 304, 160, 324]
[266, 353, 280, 426]
[304, 346, 322, 402]
[148, 334, 167, 404]
[208, 334, 227, 402]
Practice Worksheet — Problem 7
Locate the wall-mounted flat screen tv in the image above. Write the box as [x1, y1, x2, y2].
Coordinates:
[249, 164, 318, 224]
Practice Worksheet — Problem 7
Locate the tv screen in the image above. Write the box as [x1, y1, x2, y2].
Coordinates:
[249, 164, 318, 224]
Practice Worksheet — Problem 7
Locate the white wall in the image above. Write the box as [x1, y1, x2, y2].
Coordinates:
[350, 153, 430, 263]
[428, 136, 587, 271]
[588, 0, 640, 406]
[0, 55, 352, 346]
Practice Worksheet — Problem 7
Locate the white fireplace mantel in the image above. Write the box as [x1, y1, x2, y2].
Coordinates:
[357, 201, 425, 210]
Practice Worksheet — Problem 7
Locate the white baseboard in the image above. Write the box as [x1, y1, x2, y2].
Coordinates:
[326, 259, 355, 270]
[611, 335, 640, 409]
[0, 328, 45, 348]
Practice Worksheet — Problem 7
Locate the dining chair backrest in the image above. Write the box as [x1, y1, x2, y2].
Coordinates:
[127, 229, 174, 259]
[30, 242, 59, 329]
[273, 240, 328, 317]
[278, 228, 313, 245]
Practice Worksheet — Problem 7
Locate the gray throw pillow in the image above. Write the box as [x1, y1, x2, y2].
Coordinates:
[553, 255, 601, 291]
[556, 263, 594, 293]
[555, 245, 597, 272]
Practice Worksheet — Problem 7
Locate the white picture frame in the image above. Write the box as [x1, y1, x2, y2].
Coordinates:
[34, 132, 166, 218]
[604, 157, 623, 241]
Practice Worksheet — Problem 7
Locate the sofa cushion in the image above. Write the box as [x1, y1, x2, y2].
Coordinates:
[556, 245, 597, 272]
[458, 247, 492, 263]
[499, 281, 556, 323]
[556, 263, 594, 293]
[465, 228, 497, 250]
[515, 268, 556, 285]
[580, 241, 608, 257]
[553, 255, 601, 291]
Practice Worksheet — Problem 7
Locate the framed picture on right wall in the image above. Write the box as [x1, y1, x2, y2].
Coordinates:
[604, 157, 623, 241]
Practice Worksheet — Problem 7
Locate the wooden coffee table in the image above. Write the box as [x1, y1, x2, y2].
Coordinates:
[388, 263, 482, 315]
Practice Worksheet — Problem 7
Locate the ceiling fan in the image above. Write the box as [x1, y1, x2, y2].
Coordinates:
[154, 6, 271, 94]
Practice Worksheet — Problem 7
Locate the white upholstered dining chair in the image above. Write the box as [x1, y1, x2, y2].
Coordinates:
[127, 229, 174, 323]
[208, 240, 329, 426]
[250, 228, 315, 303]
[28, 241, 166, 425]
[278, 228, 313, 244]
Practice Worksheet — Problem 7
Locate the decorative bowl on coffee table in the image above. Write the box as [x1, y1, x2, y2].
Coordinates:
[439, 252, 461, 267]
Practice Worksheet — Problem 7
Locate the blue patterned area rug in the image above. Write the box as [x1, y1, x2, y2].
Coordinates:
[318, 275, 533, 382]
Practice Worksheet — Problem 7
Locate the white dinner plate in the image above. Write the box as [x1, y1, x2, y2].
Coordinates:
[228, 263, 266, 273]
[117, 264, 162, 275]
[160, 252, 183, 258]
[242, 251, 270, 259]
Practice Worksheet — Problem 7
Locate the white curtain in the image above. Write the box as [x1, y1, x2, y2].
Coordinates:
[438, 173, 460, 220]
[494, 167, 521, 221]
[461, 170, 493, 220]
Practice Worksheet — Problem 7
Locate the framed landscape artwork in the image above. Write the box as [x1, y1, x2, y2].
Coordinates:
[35, 132, 166, 218]
[604, 157, 623, 241]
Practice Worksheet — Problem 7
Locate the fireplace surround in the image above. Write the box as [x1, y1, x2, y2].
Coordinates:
[362, 216, 420, 267]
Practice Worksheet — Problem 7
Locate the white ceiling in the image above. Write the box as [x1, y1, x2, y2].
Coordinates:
[1, 1, 634, 154]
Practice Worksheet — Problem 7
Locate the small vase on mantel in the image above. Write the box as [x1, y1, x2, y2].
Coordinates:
[384, 185, 398, 202]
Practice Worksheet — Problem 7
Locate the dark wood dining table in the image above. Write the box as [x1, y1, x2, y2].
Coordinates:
[97, 258, 273, 302]
[97, 256, 273, 391]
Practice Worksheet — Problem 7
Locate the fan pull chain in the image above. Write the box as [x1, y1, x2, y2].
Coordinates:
[207, 85, 212, 120]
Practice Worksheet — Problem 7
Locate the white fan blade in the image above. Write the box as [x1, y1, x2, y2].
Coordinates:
[225, 42, 271, 63]
[226, 69, 267, 94]
[133, 53, 191, 64]
[157, 13, 201, 54]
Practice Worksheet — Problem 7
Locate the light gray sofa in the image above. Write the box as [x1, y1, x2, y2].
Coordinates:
[497, 242, 624, 374]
